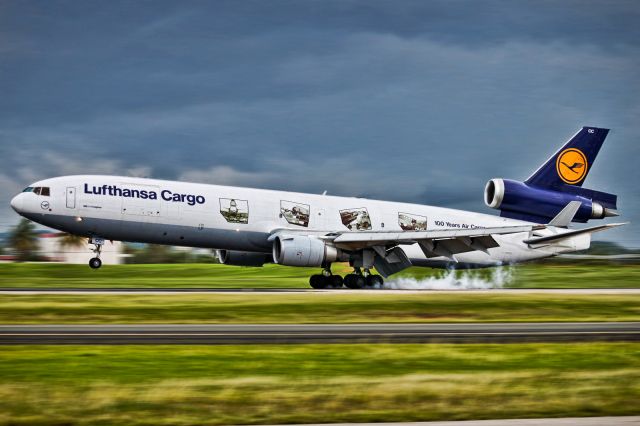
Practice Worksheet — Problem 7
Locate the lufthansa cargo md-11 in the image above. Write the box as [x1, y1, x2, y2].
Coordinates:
[10, 127, 625, 288]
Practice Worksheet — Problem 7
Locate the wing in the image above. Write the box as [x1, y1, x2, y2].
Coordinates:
[321, 224, 535, 258]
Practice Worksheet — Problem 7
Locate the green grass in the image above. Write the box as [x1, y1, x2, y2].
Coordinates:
[0, 263, 318, 288]
[1, 263, 639, 324]
[0, 262, 639, 288]
[2, 292, 639, 324]
[0, 343, 639, 425]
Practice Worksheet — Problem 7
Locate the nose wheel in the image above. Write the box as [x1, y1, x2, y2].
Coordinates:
[88, 237, 104, 269]
[89, 257, 102, 269]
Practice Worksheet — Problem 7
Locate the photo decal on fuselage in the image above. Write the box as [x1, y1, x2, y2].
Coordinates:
[340, 208, 372, 231]
[280, 200, 310, 227]
[398, 212, 427, 231]
[219, 198, 249, 224]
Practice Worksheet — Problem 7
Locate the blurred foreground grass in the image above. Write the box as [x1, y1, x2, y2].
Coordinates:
[0, 343, 639, 425]
[0, 262, 639, 288]
[1, 263, 639, 324]
[2, 292, 639, 323]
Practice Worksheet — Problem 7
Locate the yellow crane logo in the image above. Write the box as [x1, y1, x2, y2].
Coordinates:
[556, 148, 588, 184]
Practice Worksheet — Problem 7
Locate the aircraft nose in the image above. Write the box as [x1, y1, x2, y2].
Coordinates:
[10, 194, 23, 213]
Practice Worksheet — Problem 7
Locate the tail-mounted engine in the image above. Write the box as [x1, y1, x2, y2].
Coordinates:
[484, 178, 617, 224]
[484, 126, 619, 224]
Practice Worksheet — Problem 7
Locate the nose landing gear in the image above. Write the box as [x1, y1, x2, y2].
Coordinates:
[89, 257, 102, 269]
[88, 237, 104, 269]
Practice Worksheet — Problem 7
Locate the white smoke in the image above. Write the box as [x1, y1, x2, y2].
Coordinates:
[383, 267, 514, 290]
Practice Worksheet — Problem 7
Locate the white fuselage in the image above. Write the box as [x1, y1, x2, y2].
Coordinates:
[10, 175, 590, 268]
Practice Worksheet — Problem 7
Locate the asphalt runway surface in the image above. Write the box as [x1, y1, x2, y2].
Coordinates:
[2, 322, 639, 344]
[2, 288, 640, 294]
[274, 417, 640, 426]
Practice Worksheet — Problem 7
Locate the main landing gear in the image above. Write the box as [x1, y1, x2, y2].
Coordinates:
[309, 267, 384, 289]
[344, 268, 384, 289]
[88, 237, 104, 269]
[309, 267, 343, 289]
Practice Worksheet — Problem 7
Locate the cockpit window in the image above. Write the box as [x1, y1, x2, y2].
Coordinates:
[26, 186, 50, 196]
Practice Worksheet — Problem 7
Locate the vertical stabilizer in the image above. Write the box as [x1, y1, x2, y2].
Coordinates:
[525, 127, 609, 189]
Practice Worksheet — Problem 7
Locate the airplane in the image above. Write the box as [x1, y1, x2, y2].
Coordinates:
[9, 126, 625, 289]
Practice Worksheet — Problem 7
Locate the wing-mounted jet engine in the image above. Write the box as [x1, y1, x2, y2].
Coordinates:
[484, 127, 618, 224]
[216, 250, 271, 267]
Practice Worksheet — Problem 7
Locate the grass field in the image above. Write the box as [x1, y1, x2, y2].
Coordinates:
[2, 292, 639, 324]
[2, 263, 639, 324]
[1, 262, 640, 288]
[0, 343, 639, 425]
[1, 264, 639, 425]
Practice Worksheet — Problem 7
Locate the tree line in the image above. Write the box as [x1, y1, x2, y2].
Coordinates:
[1, 218, 217, 263]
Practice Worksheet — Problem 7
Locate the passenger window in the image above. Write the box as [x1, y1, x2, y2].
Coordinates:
[33, 187, 41, 195]
[41, 187, 50, 196]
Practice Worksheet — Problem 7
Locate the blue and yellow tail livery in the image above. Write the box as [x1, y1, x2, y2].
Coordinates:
[484, 126, 618, 224]
[526, 127, 609, 188]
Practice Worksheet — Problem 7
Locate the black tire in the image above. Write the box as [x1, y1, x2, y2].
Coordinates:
[344, 274, 365, 289]
[89, 258, 102, 269]
[309, 274, 327, 289]
[366, 275, 384, 288]
[343, 274, 356, 289]
[331, 275, 343, 288]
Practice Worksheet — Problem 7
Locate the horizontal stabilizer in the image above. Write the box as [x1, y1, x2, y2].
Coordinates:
[548, 201, 582, 227]
[523, 223, 627, 246]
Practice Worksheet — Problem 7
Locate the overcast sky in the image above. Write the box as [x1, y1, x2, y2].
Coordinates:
[1, 0, 638, 246]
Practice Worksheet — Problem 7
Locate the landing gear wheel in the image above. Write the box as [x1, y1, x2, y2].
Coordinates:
[344, 274, 365, 289]
[331, 275, 343, 288]
[365, 275, 384, 288]
[309, 274, 328, 289]
[89, 257, 102, 269]
[88, 237, 104, 270]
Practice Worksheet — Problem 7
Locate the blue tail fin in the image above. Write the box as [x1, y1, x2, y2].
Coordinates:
[525, 127, 609, 189]
[486, 126, 618, 224]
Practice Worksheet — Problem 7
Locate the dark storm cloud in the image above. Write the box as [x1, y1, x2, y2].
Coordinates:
[0, 1, 638, 245]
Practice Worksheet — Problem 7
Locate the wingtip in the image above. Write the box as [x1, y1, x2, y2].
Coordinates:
[605, 222, 629, 228]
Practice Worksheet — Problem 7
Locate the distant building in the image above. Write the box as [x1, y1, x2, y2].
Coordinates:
[37, 233, 125, 264]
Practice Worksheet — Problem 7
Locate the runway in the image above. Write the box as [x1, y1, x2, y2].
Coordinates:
[2, 322, 639, 344]
[2, 288, 640, 295]
[274, 417, 640, 426]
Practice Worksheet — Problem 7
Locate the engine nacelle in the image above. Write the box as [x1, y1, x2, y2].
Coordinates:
[216, 250, 269, 267]
[272, 235, 345, 267]
[484, 178, 616, 223]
